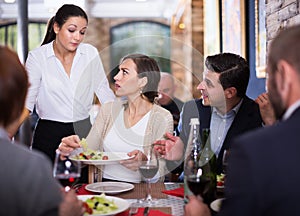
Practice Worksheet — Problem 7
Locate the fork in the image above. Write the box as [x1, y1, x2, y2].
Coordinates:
[129, 206, 138, 216]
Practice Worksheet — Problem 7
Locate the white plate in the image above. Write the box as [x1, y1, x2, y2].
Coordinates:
[85, 182, 134, 194]
[217, 184, 225, 189]
[70, 152, 134, 165]
[78, 195, 130, 216]
[210, 198, 224, 212]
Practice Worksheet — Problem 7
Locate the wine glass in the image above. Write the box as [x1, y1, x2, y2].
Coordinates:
[53, 149, 81, 192]
[186, 165, 210, 200]
[138, 147, 159, 204]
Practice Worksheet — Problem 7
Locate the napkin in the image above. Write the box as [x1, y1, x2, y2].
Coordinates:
[161, 187, 184, 198]
[116, 207, 171, 216]
[75, 184, 97, 195]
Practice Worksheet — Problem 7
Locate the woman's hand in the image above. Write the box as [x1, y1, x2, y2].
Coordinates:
[153, 132, 184, 161]
[120, 150, 146, 171]
[58, 135, 81, 156]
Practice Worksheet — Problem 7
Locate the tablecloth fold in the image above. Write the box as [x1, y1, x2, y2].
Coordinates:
[162, 187, 184, 198]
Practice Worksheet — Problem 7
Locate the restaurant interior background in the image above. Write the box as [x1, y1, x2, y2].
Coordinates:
[0, 0, 299, 105]
[1, 2, 300, 214]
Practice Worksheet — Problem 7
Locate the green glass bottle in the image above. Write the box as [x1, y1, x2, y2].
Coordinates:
[198, 128, 217, 205]
[183, 118, 201, 203]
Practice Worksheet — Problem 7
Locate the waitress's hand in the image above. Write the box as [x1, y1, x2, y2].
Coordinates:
[58, 135, 81, 156]
[120, 150, 146, 171]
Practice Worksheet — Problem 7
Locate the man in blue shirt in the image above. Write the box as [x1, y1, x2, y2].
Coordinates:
[184, 23, 300, 216]
[155, 53, 266, 175]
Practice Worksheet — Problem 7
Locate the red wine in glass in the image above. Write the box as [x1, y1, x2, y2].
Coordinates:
[187, 175, 210, 197]
[55, 173, 80, 188]
[53, 150, 81, 191]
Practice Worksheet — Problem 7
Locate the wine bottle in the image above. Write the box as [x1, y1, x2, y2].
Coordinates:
[183, 118, 201, 203]
[198, 128, 217, 204]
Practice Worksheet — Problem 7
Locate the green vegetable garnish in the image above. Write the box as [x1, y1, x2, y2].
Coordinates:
[85, 194, 118, 215]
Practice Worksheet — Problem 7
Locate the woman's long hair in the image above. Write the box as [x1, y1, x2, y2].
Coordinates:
[41, 4, 88, 46]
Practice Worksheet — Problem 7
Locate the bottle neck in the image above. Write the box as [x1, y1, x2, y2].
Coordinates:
[202, 128, 211, 149]
[184, 123, 201, 159]
[199, 128, 216, 166]
[192, 124, 200, 154]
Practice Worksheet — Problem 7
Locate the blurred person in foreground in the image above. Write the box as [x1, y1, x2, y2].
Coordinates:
[0, 46, 84, 216]
[155, 53, 265, 175]
[185, 24, 300, 216]
[59, 54, 173, 183]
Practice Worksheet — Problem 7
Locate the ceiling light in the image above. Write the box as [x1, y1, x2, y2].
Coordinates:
[44, 0, 87, 12]
[4, 0, 15, 3]
[178, 23, 185, 30]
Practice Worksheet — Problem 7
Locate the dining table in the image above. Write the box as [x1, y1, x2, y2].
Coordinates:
[76, 181, 185, 216]
[78, 161, 224, 215]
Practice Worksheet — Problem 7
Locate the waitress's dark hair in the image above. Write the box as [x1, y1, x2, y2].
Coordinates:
[120, 54, 161, 103]
[41, 4, 88, 45]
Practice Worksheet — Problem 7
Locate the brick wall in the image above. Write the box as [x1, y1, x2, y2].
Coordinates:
[266, 0, 300, 47]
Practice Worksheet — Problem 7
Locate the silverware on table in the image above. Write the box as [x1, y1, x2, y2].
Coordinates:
[143, 207, 149, 216]
[129, 205, 138, 216]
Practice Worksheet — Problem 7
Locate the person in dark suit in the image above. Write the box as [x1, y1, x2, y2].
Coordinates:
[184, 24, 300, 216]
[158, 72, 184, 132]
[157, 72, 184, 179]
[155, 53, 264, 175]
[0, 45, 84, 216]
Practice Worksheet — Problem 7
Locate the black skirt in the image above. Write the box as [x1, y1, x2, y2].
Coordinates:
[31, 117, 91, 163]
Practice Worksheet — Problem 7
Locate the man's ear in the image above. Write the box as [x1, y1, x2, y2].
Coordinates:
[276, 60, 293, 102]
[224, 87, 237, 99]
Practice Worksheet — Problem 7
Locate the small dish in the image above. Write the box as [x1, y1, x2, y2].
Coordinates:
[210, 198, 224, 212]
[85, 181, 134, 194]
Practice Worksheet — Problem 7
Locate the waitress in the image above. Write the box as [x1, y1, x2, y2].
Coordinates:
[23, 4, 115, 163]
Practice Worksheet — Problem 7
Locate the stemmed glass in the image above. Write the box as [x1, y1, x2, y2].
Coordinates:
[138, 147, 159, 205]
[186, 162, 211, 201]
[53, 149, 81, 192]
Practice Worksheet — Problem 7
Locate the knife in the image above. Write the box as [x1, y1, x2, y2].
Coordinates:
[143, 207, 149, 216]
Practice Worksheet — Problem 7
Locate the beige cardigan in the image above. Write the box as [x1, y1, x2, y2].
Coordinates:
[86, 99, 174, 181]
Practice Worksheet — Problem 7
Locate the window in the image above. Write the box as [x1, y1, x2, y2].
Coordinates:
[0, 21, 46, 51]
[110, 21, 170, 80]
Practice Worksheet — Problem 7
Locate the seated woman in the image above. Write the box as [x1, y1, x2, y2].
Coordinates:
[58, 54, 173, 183]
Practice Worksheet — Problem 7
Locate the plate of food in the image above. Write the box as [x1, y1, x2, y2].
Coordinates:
[210, 198, 224, 212]
[70, 139, 134, 165]
[78, 194, 130, 216]
[217, 173, 225, 188]
[85, 182, 134, 194]
[70, 151, 134, 165]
